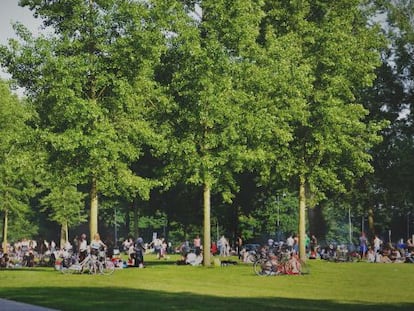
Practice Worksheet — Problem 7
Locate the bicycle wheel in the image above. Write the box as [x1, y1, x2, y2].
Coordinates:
[61, 266, 75, 274]
[100, 260, 115, 275]
[61, 263, 80, 274]
[253, 258, 272, 276]
[88, 260, 101, 274]
[246, 253, 257, 263]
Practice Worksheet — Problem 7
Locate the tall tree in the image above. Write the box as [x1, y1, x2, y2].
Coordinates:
[40, 181, 87, 247]
[361, 0, 414, 237]
[1, 0, 169, 239]
[157, 0, 282, 265]
[256, 0, 387, 260]
[0, 80, 38, 251]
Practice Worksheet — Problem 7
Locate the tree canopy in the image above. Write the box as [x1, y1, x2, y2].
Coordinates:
[0, 0, 408, 260]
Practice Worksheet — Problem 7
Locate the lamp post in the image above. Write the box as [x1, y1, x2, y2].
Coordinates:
[276, 192, 286, 242]
[277, 194, 280, 228]
[114, 206, 118, 248]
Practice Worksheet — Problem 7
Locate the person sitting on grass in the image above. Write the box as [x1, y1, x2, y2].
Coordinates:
[185, 252, 203, 266]
[367, 247, 376, 263]
[0, 253, 11, 268]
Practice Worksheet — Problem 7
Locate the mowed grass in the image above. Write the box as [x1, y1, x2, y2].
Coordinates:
[0, 255, 413, 311]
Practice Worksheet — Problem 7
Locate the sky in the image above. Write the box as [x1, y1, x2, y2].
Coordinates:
[0, 0, 41, 45]
[0, 0, 41, 79]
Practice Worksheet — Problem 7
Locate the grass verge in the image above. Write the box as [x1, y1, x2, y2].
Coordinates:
[0, 255, 413, 311]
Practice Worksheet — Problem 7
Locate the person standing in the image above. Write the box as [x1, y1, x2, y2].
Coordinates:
[373, 235, 382, 254]
[160, 238, 168, 259]
[286, 234, 294, 252]
[150, 237, 162, 259]
[211, 241, 218, 256]
[359, 232, 368, 258]
[310, 234, 318, 259]
[78, 233, 88, 262]
[236, 235, 243, 260]
[219, 236, 229, 257]
[72, 235, 79, 257]
[133, 237, 146, 268]
[193, 235, 201, 256]
[293, 234, 299, 254]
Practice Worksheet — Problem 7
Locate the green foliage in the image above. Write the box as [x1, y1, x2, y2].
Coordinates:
[1, 1, 174, 238]
[159, 0, 267, 193]
[137, 210, 167, 230]
[0, 1, 399, 247]
[0, 213, 39, 243]
[0, 80, 40, 242]
[40, 184, 87, 227]
[357, 0, 414, 237]
[239, 193, 299, 241]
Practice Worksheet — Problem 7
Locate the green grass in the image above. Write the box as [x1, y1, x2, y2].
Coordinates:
[0, 255, 413, 311]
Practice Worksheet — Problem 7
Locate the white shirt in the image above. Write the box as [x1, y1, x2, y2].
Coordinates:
[79, 240, 88, 252]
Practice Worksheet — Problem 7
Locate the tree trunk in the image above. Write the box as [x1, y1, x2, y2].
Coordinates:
[89, 177, 98, 239]
[368, 207, 375, 236]
[203, 182, 211, 266]
[2, 209, 8, 253]
[60, 221, 68, 249]
[299, 175, 307, 262]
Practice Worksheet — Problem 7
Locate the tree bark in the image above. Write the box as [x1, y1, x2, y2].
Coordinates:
[368, 207, 375, 236]
[299, 175, 307, 262]
[2, 209, 8, 253]
[203, 182, 211, 266]
[60, 220, 68, 249]
[89, 177, 98, 239]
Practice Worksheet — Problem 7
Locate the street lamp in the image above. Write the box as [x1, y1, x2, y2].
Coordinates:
[277, 195, 280, 228]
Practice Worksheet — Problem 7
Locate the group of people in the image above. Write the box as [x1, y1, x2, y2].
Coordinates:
[0, 233, 113, 269]
[0, 238, 57, 268]
[318, 232, 414, 263]
[362, 234, 414, 263]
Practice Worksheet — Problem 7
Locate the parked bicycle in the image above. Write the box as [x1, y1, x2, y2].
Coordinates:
[60, 249, 115, 275]
[253, 248, 309, 276]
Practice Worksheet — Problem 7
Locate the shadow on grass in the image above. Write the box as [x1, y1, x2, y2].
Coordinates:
[0, 267, 54, 272]
[0, 286, 412, 311]
[143, 259, 179, 266]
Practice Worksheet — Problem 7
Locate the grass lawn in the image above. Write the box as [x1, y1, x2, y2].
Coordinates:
[0, 255, 413, 311]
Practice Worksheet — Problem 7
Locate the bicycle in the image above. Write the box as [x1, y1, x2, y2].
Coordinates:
[61, 249, 115, 275]
[97, 250, 116, 275]
[253, 250, 309, 276]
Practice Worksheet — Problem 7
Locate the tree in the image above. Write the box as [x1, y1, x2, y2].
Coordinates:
[360, 0, 414, 238]
[1, 0, 169, 239]
[256, 0, 387, 260]
[157, 0, 277, 265]
[40, 182, 87, 248]
[0, 80, 38, 251]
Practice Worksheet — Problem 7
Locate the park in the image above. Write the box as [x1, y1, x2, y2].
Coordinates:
[0, 254, 413, 311]
[1, 1, 414, 310]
